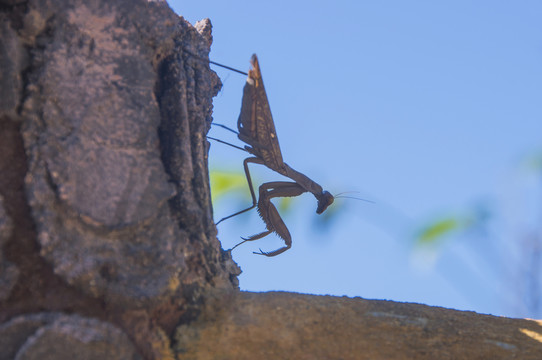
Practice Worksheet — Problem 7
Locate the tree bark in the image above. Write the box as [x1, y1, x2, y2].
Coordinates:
[1, 0, 238, 358]
[1, 1, 541, 360]
[176, 291, 542, 359]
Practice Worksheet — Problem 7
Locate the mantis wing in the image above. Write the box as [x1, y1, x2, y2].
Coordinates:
[237, 54, 286, 172]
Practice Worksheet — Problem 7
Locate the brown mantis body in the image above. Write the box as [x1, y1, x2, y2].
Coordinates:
[215, 55, 334, 256]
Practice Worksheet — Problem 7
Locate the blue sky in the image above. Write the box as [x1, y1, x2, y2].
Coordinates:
[169, 1, 542, 318]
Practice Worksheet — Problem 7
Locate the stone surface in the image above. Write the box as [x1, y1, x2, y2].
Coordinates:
[0, 194, 19, 301]
[20, 0, 178, 307]
[175, 291, 542, 360]
[0, 13, 25, 118]
[1, 1, 239, 358]
[0, 313, 141, 360]
[0, 313, 58, 360]
[17, 0, 237, 308]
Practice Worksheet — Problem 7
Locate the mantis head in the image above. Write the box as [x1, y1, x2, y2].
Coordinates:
[316, 191, 334, 214]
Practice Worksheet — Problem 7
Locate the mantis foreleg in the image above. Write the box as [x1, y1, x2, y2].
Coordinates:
[235, 181, 307, 256]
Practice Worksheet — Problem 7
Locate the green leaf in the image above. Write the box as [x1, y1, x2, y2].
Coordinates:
[417, 217, 461, 245]
[524, 151, 542, 171]
[209, 170, 249, 203]
[278, 196, 294, 213]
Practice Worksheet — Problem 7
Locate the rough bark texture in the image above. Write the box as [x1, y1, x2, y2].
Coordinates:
[0, 0, 239, 358]
[1, 1, 542, 359]
[175, 292, 542, 360]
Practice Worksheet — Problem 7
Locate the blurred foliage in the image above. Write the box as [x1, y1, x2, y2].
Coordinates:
[415, 203, 491, 247]
[524, 151, 542, 171]
[414, 148, 542, 317]
[416, 149, 542, 249]
[416, 217, 467, 245]
[209, 169, 250, 203]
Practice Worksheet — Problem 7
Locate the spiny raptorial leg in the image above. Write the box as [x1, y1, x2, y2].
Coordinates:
[231, 182, 306, 256]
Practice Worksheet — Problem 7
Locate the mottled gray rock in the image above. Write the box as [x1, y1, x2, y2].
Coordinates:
[0, 13, 26, 118]
[0, 313, 141, 360]
[1, 1, 239, 357]
[175, 291, 542, 360]
[20, 0, 178, 307]
[18, 0, 237, 308]
[0, 194, 19, 301]
[0, 313, 58, 360]
[0, 0, 27, 5]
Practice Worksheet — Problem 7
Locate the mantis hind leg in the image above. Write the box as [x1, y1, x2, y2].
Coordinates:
[230, 229, 273, 252]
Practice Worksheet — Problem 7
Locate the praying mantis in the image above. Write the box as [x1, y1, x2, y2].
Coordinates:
[212, 54, 335, 257]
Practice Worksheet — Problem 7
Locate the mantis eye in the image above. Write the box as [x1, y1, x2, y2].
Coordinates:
[316, 191, 334, 214]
